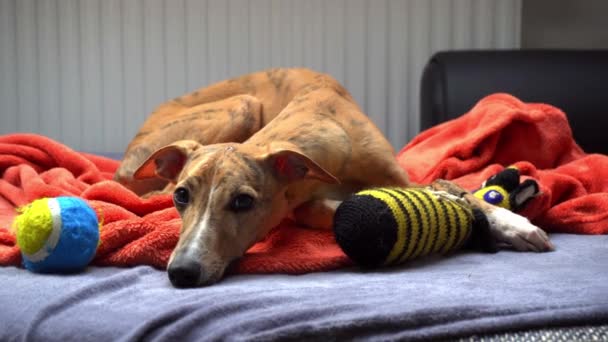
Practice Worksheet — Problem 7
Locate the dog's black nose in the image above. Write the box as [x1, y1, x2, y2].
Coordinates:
[168, 258, 202, 288]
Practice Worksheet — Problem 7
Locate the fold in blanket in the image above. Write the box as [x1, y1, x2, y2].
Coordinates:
[0, 93, 607, 274]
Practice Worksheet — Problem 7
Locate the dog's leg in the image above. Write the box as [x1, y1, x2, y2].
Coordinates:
[293, 199, 342, 229]
[484, 206, 553, 252]
[116, 95, 263, 195]
[430, 179, 554, 252]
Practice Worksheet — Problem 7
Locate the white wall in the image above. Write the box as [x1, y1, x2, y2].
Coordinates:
[522, 0, 608, 49]
[0, 0, 521, 153]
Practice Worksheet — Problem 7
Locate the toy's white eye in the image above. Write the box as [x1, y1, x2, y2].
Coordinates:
[483, 190, 503, 205]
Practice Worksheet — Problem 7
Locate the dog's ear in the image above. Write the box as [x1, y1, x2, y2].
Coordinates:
[133, 140, 201, 182]
[261, 144, 339, 184]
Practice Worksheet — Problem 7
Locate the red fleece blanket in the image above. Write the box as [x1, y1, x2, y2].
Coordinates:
[0, 93, 606, 273]
[398, 93, 608, 234]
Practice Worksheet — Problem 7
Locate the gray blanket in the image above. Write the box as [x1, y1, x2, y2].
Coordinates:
[1, 234, 607, 341]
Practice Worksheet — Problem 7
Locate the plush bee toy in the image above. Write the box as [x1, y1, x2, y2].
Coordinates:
[333, 167, 539, 268]
[473, 166, 539, 212]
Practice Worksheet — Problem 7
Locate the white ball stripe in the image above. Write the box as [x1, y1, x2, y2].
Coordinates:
[26, 198, 63, 262]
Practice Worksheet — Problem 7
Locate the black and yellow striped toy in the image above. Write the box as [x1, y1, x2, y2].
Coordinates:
[333, 187, 489, 268]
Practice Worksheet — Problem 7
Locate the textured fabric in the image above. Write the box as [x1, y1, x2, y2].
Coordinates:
[0, 234, 606, 341]
[458, 325, 608, 342]
[398, 93, 608, 234]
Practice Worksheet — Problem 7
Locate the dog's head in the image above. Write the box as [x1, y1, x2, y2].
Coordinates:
[133, 140, 338, 287]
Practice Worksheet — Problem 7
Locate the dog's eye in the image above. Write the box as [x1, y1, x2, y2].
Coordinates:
[173, 187, 190, 206]
[229, 194, 254, 212]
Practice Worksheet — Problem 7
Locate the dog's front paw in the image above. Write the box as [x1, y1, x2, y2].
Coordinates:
[486, 207, 554, 252]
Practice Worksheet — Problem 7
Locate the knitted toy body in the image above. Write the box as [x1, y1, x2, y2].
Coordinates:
[334, 188, 474, 268]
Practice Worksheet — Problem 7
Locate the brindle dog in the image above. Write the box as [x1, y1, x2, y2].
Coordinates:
[115, 68, 552, 287]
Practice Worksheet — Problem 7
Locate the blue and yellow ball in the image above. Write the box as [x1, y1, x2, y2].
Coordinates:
[14, 197, 100, 273]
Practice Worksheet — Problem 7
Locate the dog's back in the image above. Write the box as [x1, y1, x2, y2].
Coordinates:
[115, 68, 407, 195]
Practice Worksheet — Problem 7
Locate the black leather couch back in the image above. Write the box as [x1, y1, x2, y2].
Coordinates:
[420, 50, 607, 154]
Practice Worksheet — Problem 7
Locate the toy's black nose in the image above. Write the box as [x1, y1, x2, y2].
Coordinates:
[168, 257, 202, 288]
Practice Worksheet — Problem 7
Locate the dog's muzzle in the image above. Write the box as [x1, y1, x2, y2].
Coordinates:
[167, 257, 204, 288]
